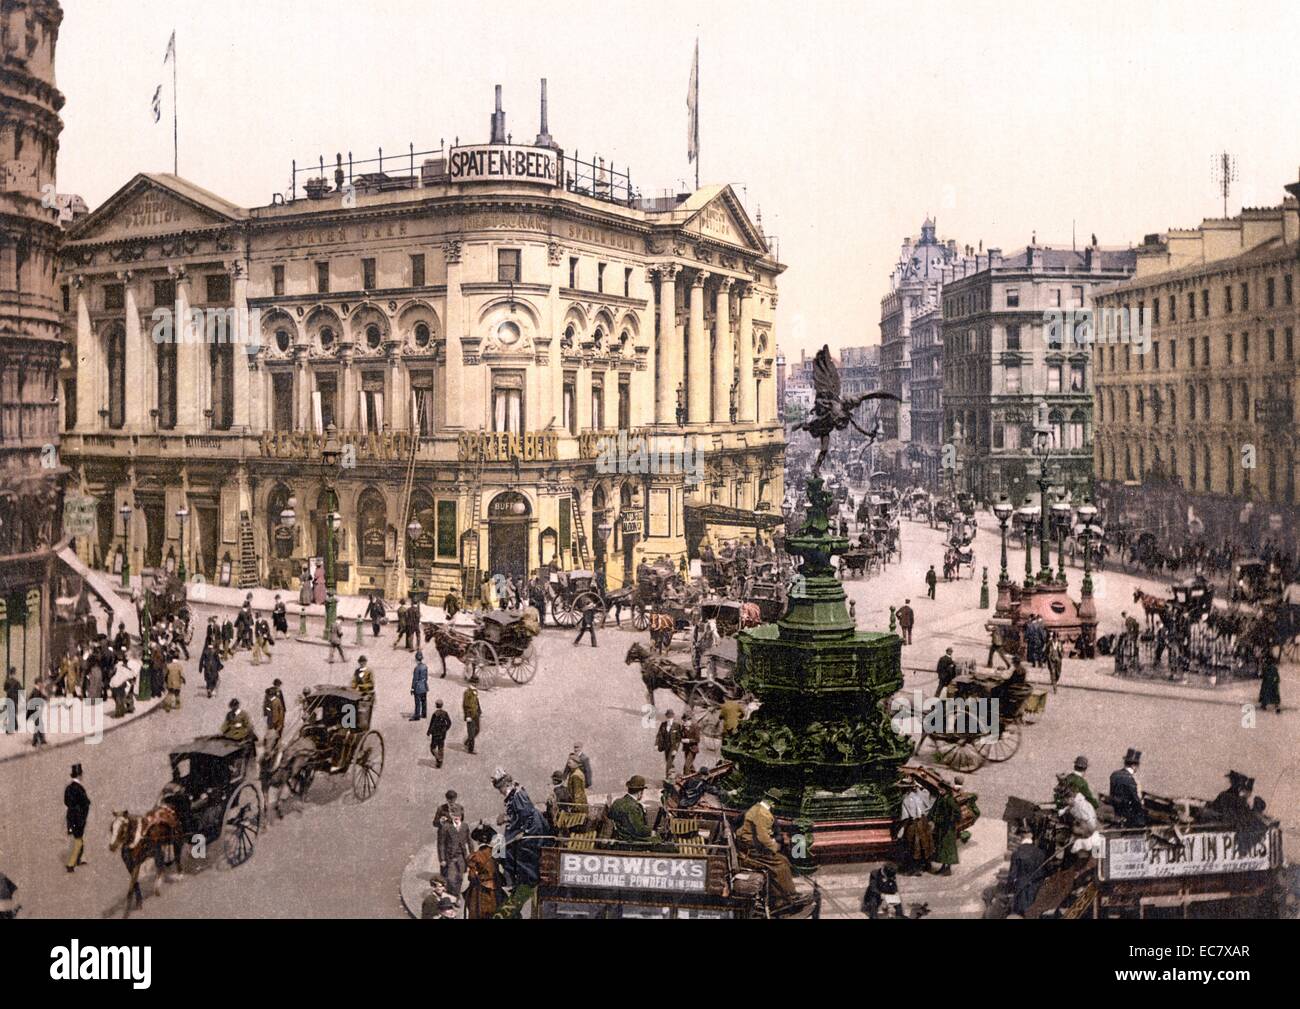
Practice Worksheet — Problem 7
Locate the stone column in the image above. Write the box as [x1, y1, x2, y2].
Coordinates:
[231, 262, 252, 429]
[688, 271, 709, 424]
[340, 346, 357, 431]
[654, 265, 679, 425]
[295, 346, 312, 431]
[174, 270, 205, 430]
[73, 279, 98, 431]
[387, 345, 406, 431]
[760, 292, 779, 423]
[122, 273, 148, 428]
[738, 283, 755, 424]
[443, 239, 464, 428]
[712, 278, 733, 424]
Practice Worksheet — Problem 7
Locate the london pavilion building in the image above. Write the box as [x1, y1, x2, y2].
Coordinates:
[56, 84, 785, 601]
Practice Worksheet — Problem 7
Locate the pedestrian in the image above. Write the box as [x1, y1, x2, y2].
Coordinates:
[262, 679, 285, 732]
[109, 658, 133, 718]
[200, 639, 223, 698]
[936, 646, 959, 696]
[1007, 825, 1048, 917]
[896, 599, 915, 645]
[220, 616, 235, 660]
[427, 700, 451, 765]
[163, 652, 185, 711]
[573, 596, 598, 647]
[464, 823, 502, 919]
[259, 728, 284, 818]
[925, 564, 937, 600]
[251, 612, 273, 665]
[1046, 631, 1063, 692]
[491, 769, 547, 909]
[929, 777, 963, 875]
[546, 770, 572, 828]
[404, 596, 421, 651]
[849, 599, 857, 622]
[235, 601, 254, 651]
[366, 592, 386, 639]
[2, 667, 19, 734]
[410, 652, 429, 720]
[28, 673, 48, 746]
[564, 757, 589, 812]
[434, 790, 466, 827]
[327, 617, 346, 664]
[897, 780, 934, 875]
[298, 564, 312, 609]
[680, 713, 700, 774]
[567, 742, 593, 788]
[64, 764, 90, 873]
[444, 587, 461, 622]
[391, 598, 407, 647]
[272, 595, 288, 638]
[351, 655, 375, 695]
[462, 684, 481, 754]
[655, 709, 683, 777]
[436, 808, 471, 906]
[1258, 652, 1282, 712]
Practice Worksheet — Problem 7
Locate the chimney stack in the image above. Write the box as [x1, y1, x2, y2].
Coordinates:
[490, 84, 507, 144]
[535, 78, 556, 148]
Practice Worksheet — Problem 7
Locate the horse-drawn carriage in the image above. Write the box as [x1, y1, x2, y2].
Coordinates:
[907, 666, 1046, 772]
[1232, 558, 1281, 605]
[625, 642, 750, 741]
[744, 562, 790, 622]
[839, 543, 873, 579]
[424, 610, 540, 689]
[549, 569, 608, 627]
[699, 598, 761, 637]
[143, 570, 192, 644]
[280, 685, 385, 802]
[159, 735, 264, 867]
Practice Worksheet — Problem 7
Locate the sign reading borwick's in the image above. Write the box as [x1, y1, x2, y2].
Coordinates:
[558, 852, 708, 892]
[448, 145, 559, 185]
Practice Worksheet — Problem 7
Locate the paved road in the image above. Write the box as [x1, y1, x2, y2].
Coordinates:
[3, 511, 1293, 918]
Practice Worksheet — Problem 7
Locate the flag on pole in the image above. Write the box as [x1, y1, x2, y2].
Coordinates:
[164, 30, 175, 63]
[686, 39, 699, 165]
[151, 85, 161, 123]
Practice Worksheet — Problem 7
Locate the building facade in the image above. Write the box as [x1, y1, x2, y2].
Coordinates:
[941, 239, 1136, 506]
[1092, 187, 1300, 546]
[1, 0, 65, 689]
[908, 303, 944, 488]
[57, 89, 785, 601]
[878, 219, 975, 481]
[839, 344, 880, 399]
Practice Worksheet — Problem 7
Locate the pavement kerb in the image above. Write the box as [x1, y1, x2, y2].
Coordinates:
[0, 697, 165, 766]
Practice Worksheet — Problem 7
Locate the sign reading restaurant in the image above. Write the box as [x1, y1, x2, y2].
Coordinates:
[448, 145, 560, 186]
[558, 852, 708, 893]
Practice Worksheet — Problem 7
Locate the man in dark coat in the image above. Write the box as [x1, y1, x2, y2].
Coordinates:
[462, 685, 480, 754]
[608, 775, 656, 844]
[1007, 827, 1048, 917]
[929, 778, 963, 875]
[493, 770, 547, 893]
[1258, 654, 1281, 712]
[436, 808, 471, 904]
[2, 668, 19, 733]
[64, 764, 90, 872]
[862, 864, 901, 919]
[936, 647, 959, 696]
[896, 599, 915, 644]
[426, 699, 451, 766]
[272, 595, 288, 637]
[567, 742, 593, 788]
[366, 593, 386, 638]
[655, 710, 683, 777]
[925, 564, 938, 599]
[573, 597, 598, 647]
[410, 652, 429, 720]
[1107, 748, 1146, 826]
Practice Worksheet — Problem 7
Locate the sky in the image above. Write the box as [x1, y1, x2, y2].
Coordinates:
[55, 0, 1300, 363]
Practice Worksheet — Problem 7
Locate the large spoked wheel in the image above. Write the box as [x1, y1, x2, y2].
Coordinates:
[632, 605, 650, 632]
[285, 751, 316, 799]
[574, 592, 607, 628]
[551, 597, 580, 628]
[696, 706, 724, 746]
[508, 643, 538, 684]
[465, 640, 500, 689]
[974, 721, 1021, 763]
[928, 733, 985, 773]
[222, 782, 262, 868]
[351, 730, 384, 801]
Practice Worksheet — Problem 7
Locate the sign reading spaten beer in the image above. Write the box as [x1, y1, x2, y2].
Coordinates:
[448, 145, 559, 186]
[558, 852, 708, 893]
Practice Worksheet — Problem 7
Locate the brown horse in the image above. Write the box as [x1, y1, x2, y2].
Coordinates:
[646, 613, 676, 653]
[625, 642, 695, 706]
[1132, 588, 1168, 631]
[424, 623, 475, 678]
[108, 804, 184, 916]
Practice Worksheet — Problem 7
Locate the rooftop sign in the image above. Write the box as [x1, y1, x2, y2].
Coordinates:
[448, 145, 559, 186]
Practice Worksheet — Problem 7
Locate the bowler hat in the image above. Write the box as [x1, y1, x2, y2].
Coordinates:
[1074, 756, 1088, 771]
[626, 774, 647, 791]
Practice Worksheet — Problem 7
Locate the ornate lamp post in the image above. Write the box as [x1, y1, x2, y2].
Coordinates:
[1019, 499, 1037, 590]
[321, 430, 341, 641]
[993, 495, 1014, 612]
[406, 517, 423, 603]
[1076, 499, 1099, 657]
[1052, 500, 1072, 583]
[281, 498, 305, 635]
[175, 503, 190, 583]
[119, 502, 133, 588]
[1031, 402, 1055, 581]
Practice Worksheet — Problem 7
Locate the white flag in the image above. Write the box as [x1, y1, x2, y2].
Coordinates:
[686, 39, 699, 164]
[151, 85, 161, 123]
[164, 30, 175, 63]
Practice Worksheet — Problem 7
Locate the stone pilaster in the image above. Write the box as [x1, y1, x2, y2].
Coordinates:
[712, 277, 733, 424]
[688, 271, 709, 424]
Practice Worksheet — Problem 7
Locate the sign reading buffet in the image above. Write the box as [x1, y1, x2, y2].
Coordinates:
[448, 145, 560, 186]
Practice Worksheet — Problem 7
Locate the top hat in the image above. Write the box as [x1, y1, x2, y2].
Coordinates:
[1123, 748, 1141, 766]
[70, 763, 83, 778]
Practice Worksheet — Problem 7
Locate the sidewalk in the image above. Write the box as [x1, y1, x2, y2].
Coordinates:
[0, 694, 163, 764]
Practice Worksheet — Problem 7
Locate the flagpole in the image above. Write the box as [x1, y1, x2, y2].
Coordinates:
[694, 38, 700, 190]
[171, 34, 178, 174]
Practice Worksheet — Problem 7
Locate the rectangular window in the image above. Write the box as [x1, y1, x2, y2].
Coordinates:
[1169, 295, 1176, 322]
[104, 283, 124, 310]
[206, 274, 230, 303]
[563, 376, 576, 435]
[411, 372, 435, 436]
[1287, 327, 1294, 362]
[272, 265, 285, 297]
[1170, 339, 1176, 368]
[63, 377, 77, 431]
[559, 498, 571, 556]
[410, 254, 425, 288]
[316, 261, 330, 294]
[624, 267, 633, 298]
[1053, 289, 1062, 308]
[1005, 366, 1021, 393]
[1005, 288, 1019, 308]
[1047, 365, 1062, 393]
[436, 500, 457, 559]
[1069, 363, 1085, 393]
[1153, 341, 1160, 369]
[1226, 332, 1233, 362]
[1242, 331, 1249, 361]
[1188, 291, 1196, 320]
[1225, 285, 1233, 313]
[497, 248, 521, 284]
[156, 343, 177, 430]
[591, 382, 604, 430]
[618, 378, 631, 430]
[1268, 329, 1276, 362]
[209, 343, 234, 430]
[272, 372, 294, 432]
[1189, 338, 1196, 368]
[1286, 274, 1294, 306]
[153, 278, 175, 307]
[568, 257, 578, 289]
[491, 370, 524, 434]
[360, 372, 385, 433]
[362, 257, 376, 291]
[61, 283, 70, 312]
[597, 262, 606, 293]
[1241, 282, 1249, 311]
[1153, 299, 1160, 325]
[1226, 382, 1234, 421]
[314, 374, 337, 432]
[1072, 285, 1085, 308]
[1006, 324, 1020, 350]
[1266, 277, 1276, 308]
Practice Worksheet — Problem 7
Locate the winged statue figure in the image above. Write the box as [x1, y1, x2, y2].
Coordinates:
[793, 345, 901, 478]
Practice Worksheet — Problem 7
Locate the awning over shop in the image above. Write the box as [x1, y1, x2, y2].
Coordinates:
[685, 503, 785, 555]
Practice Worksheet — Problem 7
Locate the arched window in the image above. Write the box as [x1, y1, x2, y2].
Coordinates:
[357, 488, 388, 566]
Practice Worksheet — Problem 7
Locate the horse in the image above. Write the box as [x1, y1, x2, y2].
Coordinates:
[646, 612, 676, 653]
[108, 804, 184, 916]
[1132, 588, 1168, 631]
[625, 641, 695, 706]
[424, 622, 475, 678]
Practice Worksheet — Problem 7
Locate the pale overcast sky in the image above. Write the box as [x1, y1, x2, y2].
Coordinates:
[57, 0, 1300, 362]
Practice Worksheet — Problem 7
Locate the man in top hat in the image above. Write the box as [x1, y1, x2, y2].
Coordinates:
[1108, 748, 1146, 827]
[263, 679, 286, 733]
[64, 764, 91, 872]
[1055, 756, 1097, 809]
[896, 599, 915, 644]
[608, 775, 656, 845]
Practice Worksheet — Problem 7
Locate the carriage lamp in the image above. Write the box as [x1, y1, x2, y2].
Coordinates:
[407, 517, 423, 539]
[119, 503, 133, 588]
[1052, 500, 1072, 583]
[176, 503, 190, 583]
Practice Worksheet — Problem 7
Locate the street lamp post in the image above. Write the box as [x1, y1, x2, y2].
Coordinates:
[1052, 500, 1072, 583]
[175, 503, 190, 583]
[281, 498, 304, 634]
[1019, 500, 1037, 590]
[1032, 403, 1054, 581]
[993, 495, 1013, 585]
[321, 432, 341, 642]
[119, 503, 133, 588]
[1076, 499, 1099, 657]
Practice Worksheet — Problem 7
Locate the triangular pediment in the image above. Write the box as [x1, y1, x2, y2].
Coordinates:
[68, 173, 244, 243]
[681, 185, 769, 255]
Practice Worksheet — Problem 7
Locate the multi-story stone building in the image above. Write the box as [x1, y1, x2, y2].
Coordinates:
[878, 219, 974, 480]
[909, 302, 945, 489]
[941, 239, 1136, 505]
[56, 85, 785, 602]
[1, 0, 66, 688]
[839, 344, 880, 399]
[1092, 185, 1300, 545]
